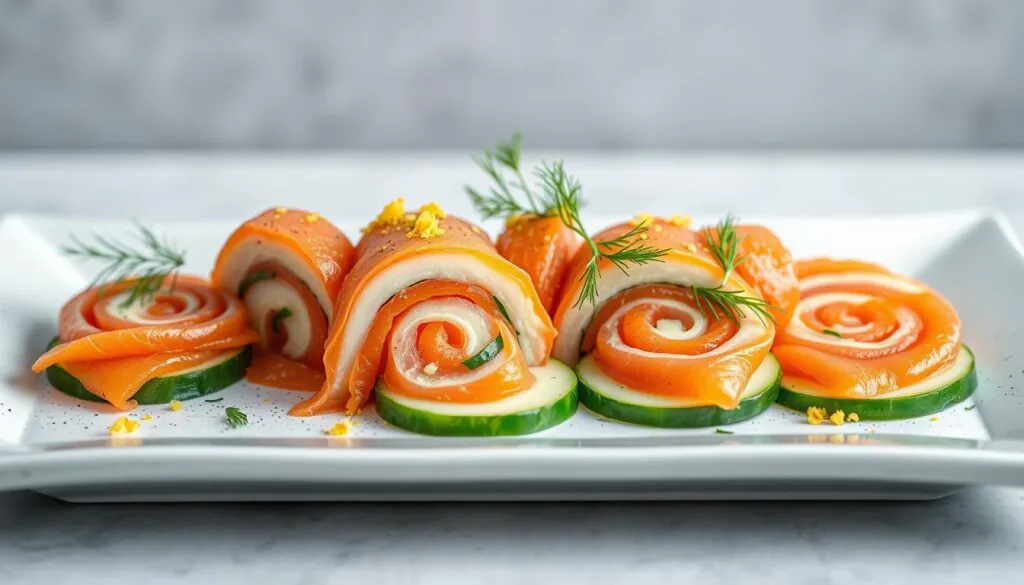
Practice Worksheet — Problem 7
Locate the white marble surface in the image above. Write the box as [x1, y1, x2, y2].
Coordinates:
[3, 152, 1024, 584]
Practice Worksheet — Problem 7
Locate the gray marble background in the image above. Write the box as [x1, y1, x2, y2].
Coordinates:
[2, 0, 1024, 150]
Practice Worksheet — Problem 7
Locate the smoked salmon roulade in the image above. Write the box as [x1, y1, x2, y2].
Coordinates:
[292, 200, 574, 436]
[211, 208, 355, 391]
[773, 259, 976, 420]
[554, 217, 783, 428]
[33, 275, 259, 409]
[494, 215, 579, 315]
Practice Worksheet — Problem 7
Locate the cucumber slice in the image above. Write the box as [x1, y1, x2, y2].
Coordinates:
[577, 353, 781, 428]
[776, 345, 977, 420]
[44, 337, 252, 405]
[376, 360, 578, 436]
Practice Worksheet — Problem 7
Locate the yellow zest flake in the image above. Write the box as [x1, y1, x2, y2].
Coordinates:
[847, 413, 860, 422]
[668, 214, 692, 228]
[363, 198, 407, 233]
[683, 243, 698, 253]
[638, 233, 649, 241]
[273, 207, 288, 218]
[807, 406, 826, 425]
[325, 421, 350, 436]
[108, 417, 140, 435]
[169, 400, 182, 412]
[301, 212, 320, 224]
[470, 225, 482, 234]
[930, 416, 940, 422]
[630, 213, 654, 227]
[505, 213, 533, 229]
[653, 224, 664, 233]
[142, 414, 153, 421]
[407, 210, 446, 239]
[829, 410, 846, 426]
[418, 202, 446, 219]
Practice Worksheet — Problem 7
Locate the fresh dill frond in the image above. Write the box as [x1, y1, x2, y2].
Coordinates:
[690, 283, 774, 326]
[225, 406, 248, 429]
[691, 215, 775, 326]
[62, 222, 186, 308]
[538, 160, 669, 308]
[465, 132, 560, 219]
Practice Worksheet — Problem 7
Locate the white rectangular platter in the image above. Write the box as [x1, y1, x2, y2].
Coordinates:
[0, 209, 1021, 501]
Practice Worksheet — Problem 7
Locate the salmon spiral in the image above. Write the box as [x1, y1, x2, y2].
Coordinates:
[773, 258, 962, 396]
[294, 208, 555, 417]
[377, 281, 534, 403]
[31, 275, 259, 408]
[212, 208, 355, 367]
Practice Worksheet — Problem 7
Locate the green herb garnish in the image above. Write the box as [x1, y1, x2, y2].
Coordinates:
[462, 334, 504, 370]
[822, 329, 842, 338]
[693, 215, 774, 325]
[205, 397, 224, 403]
[715, 429, 734, 435]
[225, 407, 248, 429]
[539, 161, 669, 308]
[272, 307, 293, 334]
[62, 222, 186, 308]
[966, 404, 977, 411]
[492, 294, 519, 335]
[465, 132, 560, 219]
[238, 270, 274, 296]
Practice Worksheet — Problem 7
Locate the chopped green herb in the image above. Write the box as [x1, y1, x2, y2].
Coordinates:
[225, 407, 248, 429]
[272, 307, 293, 334]
[492, 295, 519, 334]
[715, 429, 734, 435]
[822, 329, 842, 338]
[62, 223, 186, 308]
[238, 270, 274, 296]
[965, 404, 977, 411]
[462, 334, 504, 370]
[205, 397, 224, 403]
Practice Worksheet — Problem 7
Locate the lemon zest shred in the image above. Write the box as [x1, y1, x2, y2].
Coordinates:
[668, 214, 692, 228]
[807, 406, 827, 425]
[407, 210, 445, 239]
[108, 416, 140, 435]
[418, 202, 446, 219]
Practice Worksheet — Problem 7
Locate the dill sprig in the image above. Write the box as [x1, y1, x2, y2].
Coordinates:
[465, 132, 560, 219]
[225, 406, 248, 429]
[692, 216, 774, 325]
[538, 160, 669, 309]
[62, 222, 186, 308]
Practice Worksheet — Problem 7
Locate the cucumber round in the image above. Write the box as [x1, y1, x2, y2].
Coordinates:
[44, 337, 252, 405]
[776, 345, 977, 420]
[375, 360, 577, 436]
[577, 353, 781, 428]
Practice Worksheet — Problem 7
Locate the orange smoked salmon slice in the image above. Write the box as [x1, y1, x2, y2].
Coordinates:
[495, 215, 579, 314]
[552, 217, 775, 409]
[773, 258, 961, 397]
[291, 200, 554, 416]
[33, 275, 258, 409]
[211, 208, 355, 391]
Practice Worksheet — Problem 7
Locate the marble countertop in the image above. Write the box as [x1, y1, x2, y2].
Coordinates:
[3, 152, 1024, 584]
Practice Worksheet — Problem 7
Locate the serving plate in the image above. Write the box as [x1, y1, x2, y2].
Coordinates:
[0, 209, 1020, 501]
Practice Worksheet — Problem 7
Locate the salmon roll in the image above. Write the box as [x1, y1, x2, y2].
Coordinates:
[291, 199, 574, 436]
[555, 216, 783, 428]
[773, 259, 976, 420]
[212, 208, 355, 391]
[494, 215, 579, 315]
[33, 275, 259, 409]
